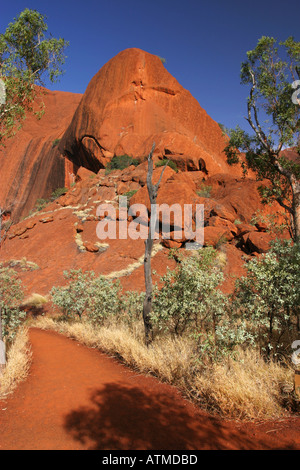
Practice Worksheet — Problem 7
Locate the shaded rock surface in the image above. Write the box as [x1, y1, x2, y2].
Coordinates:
[0, 89, 82, 221]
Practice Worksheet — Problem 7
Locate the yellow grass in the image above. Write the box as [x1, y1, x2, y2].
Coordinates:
[192, 348, 294, 420]
[31, 316, 295, 421]
[0, 328, 32, 401]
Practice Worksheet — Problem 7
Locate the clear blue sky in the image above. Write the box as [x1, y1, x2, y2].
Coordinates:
[1, 0, 299, 130]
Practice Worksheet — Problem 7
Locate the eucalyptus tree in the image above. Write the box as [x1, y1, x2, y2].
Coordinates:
[225, 37, 300, 240]
[0, 8, 68, 145]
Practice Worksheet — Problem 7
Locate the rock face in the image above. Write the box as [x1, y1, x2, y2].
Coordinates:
[0, 89, 82, 221]
[59, 48, 243, 176]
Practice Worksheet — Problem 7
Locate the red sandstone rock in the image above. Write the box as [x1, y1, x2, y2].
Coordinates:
[242, 231, 276, 253]
[75, 167, 96, 182]
[0, 89, 82, 221]
[59, 48, 244, 178]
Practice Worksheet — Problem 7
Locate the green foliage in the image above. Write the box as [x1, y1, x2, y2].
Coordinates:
[0, 8, 68, 144]
[50, 187, 68, 201]
[106, 155, 140, 174]
[31, 198, 49, 213]
[157, 56, 166, 64]
[0, 266, 26, 342]
[120, 291, 145, 326]
[233, 239, 300, 357]
[151, 248, 247, 361]
[51, 269, 121, 325]
[196, 183, 212, 198]
[52, 138, 61, 148]
[155, 159, 178, 172]
[225, 36, 300, 239]
[51, 270, 147, 329]
[218, 122, 227, 136]
[122, 190, 138, 199]
[251, 209, 291, 236]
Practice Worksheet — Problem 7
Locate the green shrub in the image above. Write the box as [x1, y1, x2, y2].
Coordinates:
[51, 269, 121, 324]
[0, 266, 26, 343]
[121, 291, 144, 326]
[106, 155, 140, 174]
[233, 239, 300, 358]
[122, 190, 138, 199]
[151, 248, 247, 361]
[51, 187, 68, 201]
[155, 159, 178, 172]
[52, 138, 61, 148]
[30, 198, 49, 214]
[196, 183, 212, 198]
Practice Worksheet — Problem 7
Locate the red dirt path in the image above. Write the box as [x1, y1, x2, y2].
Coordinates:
[0, 329, 299, 450]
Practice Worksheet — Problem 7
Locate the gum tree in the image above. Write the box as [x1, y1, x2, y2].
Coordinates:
[225, 37, 300, 240]
[0, 8, 69, 145]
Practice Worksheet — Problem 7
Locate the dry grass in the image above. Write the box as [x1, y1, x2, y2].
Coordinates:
[0, 328, 32, 401]
[31, 316, 295, 421]
[192, 349, 294, 420]
[22, 293, 48, 308]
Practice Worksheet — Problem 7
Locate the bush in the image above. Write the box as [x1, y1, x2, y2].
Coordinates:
[106, 155, 140, 174]
[151, 248, 247, 361]
[0, 266, 26, 344]
[121, 291, 144, 326]
[196, 183, 212, 198]
[52, 138, 61, 148]
[31, 198, 49, 213]
[51, 187, 68, 201]
[155, 159, 178, 172]
[51, 269, 121, 324]
[233, 239, 300, 358]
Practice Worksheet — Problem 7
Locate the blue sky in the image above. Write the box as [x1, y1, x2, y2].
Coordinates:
[1, 0, 299, 130]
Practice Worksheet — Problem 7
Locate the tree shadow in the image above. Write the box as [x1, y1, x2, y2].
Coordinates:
[63, 382, 277, 450]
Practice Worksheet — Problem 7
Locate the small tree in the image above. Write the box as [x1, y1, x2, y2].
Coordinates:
[225, 37, 300, 240]
[0, 8, 68, 144]
[234, 239, 300, 358]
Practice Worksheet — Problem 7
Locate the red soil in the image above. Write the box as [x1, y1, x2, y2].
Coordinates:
[0, 329, 299, 450]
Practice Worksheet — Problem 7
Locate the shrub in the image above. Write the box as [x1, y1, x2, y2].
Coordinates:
[106, 155, 140, 174]
[51, 187, 68, 201]
[32, 198, 49, 213]
[155, 159, 178, 172]
[233, 239, 300, 358]
[196, 183, 212, 198]
[151, 248, 247, 361]
[52, 138, 61, 148]
[0, 266, 26, 343]
[122, 190, 138, 199]
[51, 269, 121, 324]
[121, 291, 144, 326]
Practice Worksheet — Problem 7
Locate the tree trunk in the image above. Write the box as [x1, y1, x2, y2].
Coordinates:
[0, 208, 3, 246]
[291, 180, 300, 242]
[0, 302, 5, 375]
[143, 144, 168, 345]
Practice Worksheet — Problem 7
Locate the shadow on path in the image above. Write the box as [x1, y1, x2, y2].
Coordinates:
[64, 382, 275, 450]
